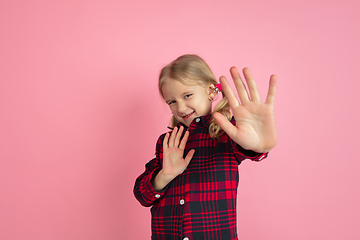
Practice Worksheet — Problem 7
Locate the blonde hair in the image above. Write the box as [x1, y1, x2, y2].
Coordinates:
[158, 54, 231, 139]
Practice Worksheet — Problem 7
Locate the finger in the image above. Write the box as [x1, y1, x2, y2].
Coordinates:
[213, 112, 238, 140]
[163, 132, 170, 150]
[219, 75, 241, 110]
[265, 74, 277, 105]
[174, 126, 184, 147]
[184, 149, 195, 166]
[242, 67, 261, 102]
[229, 66, 250, 104]
[179, 130, 189, 149]
[168, 127, 178, 147]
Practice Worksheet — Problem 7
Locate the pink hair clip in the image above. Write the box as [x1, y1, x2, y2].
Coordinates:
[215, 83, 222, 93]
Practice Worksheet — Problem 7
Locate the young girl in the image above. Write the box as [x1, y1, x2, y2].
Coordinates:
[134, 54, 277, 240]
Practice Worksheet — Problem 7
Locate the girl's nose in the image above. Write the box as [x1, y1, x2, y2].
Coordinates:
[177, 102, 187, 112]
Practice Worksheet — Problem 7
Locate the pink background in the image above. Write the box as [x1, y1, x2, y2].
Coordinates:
[1, 0, 359, 239]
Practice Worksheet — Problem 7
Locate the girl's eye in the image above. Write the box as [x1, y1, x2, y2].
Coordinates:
[184, 94, 192, 99]
[167, 100, 176, 105]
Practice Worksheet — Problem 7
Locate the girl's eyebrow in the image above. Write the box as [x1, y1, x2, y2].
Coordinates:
[182, 90, 193, 96]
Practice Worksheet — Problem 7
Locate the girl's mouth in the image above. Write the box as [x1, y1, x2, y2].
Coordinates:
[182, 111, 194, 119]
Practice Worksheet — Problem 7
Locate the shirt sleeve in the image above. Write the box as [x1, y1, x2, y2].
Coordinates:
[231, 139, 268, 164]
[133, 135, 169, 207]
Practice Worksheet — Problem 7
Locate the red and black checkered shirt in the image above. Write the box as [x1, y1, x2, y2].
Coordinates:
[134, 114, 268, 240]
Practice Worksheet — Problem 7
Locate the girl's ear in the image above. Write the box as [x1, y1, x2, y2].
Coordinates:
[208, 84, 217, 101]
[208, 84, 216, 93]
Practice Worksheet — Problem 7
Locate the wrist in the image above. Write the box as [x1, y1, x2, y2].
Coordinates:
[152, 169, 176, 191]
[157, 169, 177, 184]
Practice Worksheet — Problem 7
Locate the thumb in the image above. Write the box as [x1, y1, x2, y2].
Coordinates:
[184, 149, 195, 165]
[213, 112, 237, 139]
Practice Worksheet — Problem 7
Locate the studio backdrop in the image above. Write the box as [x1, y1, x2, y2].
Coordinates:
[1, 0, 359, 239]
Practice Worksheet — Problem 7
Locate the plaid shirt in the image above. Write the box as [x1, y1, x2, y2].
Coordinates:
[134, 115, 268, 240]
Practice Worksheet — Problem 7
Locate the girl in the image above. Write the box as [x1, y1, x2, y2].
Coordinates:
[134, 54, 277, 240]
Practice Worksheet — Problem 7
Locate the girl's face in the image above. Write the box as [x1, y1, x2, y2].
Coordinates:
[162, 78, 213, 127]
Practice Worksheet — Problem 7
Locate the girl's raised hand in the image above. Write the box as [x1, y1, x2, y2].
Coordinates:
[213, 67, 278, 153]
[160, 126, 195, 182]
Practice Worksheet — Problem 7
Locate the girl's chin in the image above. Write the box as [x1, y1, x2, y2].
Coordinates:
[183, 116, 196, 126]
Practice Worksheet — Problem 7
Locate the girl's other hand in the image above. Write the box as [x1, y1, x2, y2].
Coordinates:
[152, 126, 195, 191]
[213, 67, 278, 153]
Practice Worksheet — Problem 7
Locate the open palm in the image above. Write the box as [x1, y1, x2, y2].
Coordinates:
[213, 67, 278, 153]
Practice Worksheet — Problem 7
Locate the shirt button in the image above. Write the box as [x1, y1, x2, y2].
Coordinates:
[155, 194, 161, 198]
[183, 237, 189, 240]
[195, 118, 200, 122]
[180, 199, 185, 205]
